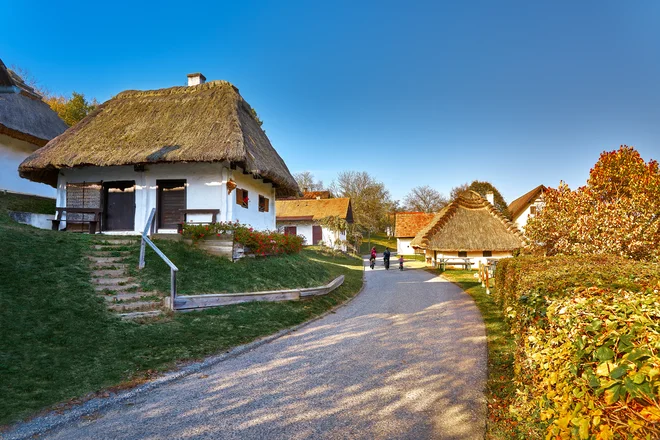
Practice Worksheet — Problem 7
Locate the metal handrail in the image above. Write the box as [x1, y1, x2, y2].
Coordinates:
[139, 208, 178, 310]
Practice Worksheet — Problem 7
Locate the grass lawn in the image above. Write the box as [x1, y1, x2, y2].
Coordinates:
[437, 269, 517, 440]
[0, 210, 364, 426]
[128, 241, 335, 294]
[0, 190, 55, 214]
[359, 233, 397, 254]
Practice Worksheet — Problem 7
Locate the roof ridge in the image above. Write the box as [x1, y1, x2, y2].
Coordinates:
[115, 80, 237, 100]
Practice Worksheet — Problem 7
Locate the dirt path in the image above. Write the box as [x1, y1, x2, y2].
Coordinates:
[31, 259, 487, 439]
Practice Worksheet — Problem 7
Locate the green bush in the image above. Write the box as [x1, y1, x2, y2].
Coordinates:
[494, 256, 660, 439]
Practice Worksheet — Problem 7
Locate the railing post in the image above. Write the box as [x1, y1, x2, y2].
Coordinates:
[170, 269, 177, 311]
[139, 237, 146, 269]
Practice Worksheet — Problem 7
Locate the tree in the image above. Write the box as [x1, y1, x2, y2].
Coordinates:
[402, 185, 448, 213]
[293, 171, 324, 192]
[525, 145, 660, 260]
[44, 92, 98, 127]
[329, 171, 393, 233]
[11, 65, 98, 127]
[450, 180, 511, 219]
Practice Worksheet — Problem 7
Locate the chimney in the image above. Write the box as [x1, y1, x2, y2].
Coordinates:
[187, 73, 206, 87]
[486, 191, 494, 205]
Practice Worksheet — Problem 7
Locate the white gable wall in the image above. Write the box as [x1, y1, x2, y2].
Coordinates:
[397, 237, 415, 255]
[1, 134, 54, 197]
[56, 162, 276, 233]
[513, 196, 544, 232]
[275, 220, 347, 251]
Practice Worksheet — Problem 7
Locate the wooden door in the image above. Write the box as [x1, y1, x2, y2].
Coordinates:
[157, 180, 186, 230]
[103, 181, 135, 231]
[312, 225, 322, 245]
[284, 226, 297, 236]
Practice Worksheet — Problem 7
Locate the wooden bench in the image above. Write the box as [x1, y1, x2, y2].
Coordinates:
[176, 209, 221, 233]
[438, 257, 472, 271]
[53, 208, 102, 234]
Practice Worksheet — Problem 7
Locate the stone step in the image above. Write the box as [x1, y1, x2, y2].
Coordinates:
[95, 283, 140, 293]
[91, 269, 127, 278]
[92, 277, 134, 285]
[108, 301, 162, 312]
[92, 244, 137, 251]
[93, 239, 139, 245]
[104, 292, 160, 302]
[88, 256, 125, 264]
[89, 251, 132, 258]
[119, 310, 164, 320]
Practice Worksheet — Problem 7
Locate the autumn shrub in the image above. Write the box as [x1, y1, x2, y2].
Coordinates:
[181, 221, 304, 255]
[495, 256, 660, 439]
[525, 146, 660, 261]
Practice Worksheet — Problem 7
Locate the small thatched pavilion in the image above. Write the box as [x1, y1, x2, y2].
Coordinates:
[0, 58, 68, 196]
[411, 190, 526, 267]
[19, 74, 299, 233]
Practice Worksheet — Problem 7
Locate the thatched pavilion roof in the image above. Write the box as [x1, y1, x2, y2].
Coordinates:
[0, 59, 68, 147]
[411, 191, 526, 252]
[508, 184, 546, 220]
[19, 80, 300, 196]
[276, 198, 353, 223]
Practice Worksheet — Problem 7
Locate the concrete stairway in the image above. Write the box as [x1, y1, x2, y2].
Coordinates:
[88, 237, 165, 319]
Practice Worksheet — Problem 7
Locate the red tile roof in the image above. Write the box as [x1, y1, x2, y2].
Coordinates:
[395, 212, 436, 238]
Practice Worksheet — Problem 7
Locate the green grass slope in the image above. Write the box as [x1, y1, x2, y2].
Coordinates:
[0, 210, 363, 426]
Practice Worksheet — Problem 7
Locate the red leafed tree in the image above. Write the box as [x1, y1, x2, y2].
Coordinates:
[526, 145, 660, 260]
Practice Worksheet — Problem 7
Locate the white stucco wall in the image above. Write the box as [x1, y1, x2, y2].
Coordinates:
[397, 237, 415, 255]
[56, 163, 276, 233]
[230, 170, 276, 231]
[423, 249, 513, 268]
[514, 196, 545, 233]
[0, 134, 55, 197]
[275, 220, 347, 251]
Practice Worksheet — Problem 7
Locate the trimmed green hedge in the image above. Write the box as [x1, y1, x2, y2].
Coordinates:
[494, 256, 660, 439]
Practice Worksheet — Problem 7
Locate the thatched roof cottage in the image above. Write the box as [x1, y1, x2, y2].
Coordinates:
[508, 185, 546, 232]
[394, 212, 436, 255]
[411, 190, 525, 267]
[275, 194, 353, 251]
[0, 59, 68, 196]
[19, 74, 299, 233]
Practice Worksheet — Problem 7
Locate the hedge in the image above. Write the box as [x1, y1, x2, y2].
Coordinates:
[494, 256, 660, 439]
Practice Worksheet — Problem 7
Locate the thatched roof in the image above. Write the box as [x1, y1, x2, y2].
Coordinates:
[0, 59, 68, 147]
[395, 212, 436, 238]
[411, 190, 526, 251]
[276, 198, 353, 222]
[18, 80, 300, 196]
[508, 185, 545, 220]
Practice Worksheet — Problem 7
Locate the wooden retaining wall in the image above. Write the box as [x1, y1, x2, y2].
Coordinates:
[164, 275, 345, 311]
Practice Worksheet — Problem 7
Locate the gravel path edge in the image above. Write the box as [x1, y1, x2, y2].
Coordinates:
[3, 268, 366, 440]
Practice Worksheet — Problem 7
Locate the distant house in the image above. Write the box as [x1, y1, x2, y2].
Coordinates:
[508, 185, 546, 232]
[411, 190, 525, 267]
[19, 74, 299, 233]
[275, 196, 353, 251]
[394, 212, 436, 255]
[0, 59, 68, 196]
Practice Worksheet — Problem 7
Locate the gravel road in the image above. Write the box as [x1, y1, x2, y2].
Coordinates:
[38, 258, 487, 439]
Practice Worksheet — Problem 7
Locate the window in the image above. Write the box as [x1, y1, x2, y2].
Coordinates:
[259, 195, 269, 212]
[529, 205, 537, 215]
[236, 188, 249, 209]
[284, 226, 297, 236]
[458, 251, 467, 258]
[483, 250, 492, 257]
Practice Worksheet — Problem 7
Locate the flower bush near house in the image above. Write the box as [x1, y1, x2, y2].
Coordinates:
[494, 255, 660, 439]
[181, 221, 303, 255]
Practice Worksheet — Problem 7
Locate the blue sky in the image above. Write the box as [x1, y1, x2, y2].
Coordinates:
[3, 0, 659, 203]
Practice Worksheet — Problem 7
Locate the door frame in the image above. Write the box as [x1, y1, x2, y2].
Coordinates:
[156, 179, 187, 231]
[102, 180, 136, 232]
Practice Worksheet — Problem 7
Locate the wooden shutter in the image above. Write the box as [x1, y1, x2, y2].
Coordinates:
[66, 182, 101, 227]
